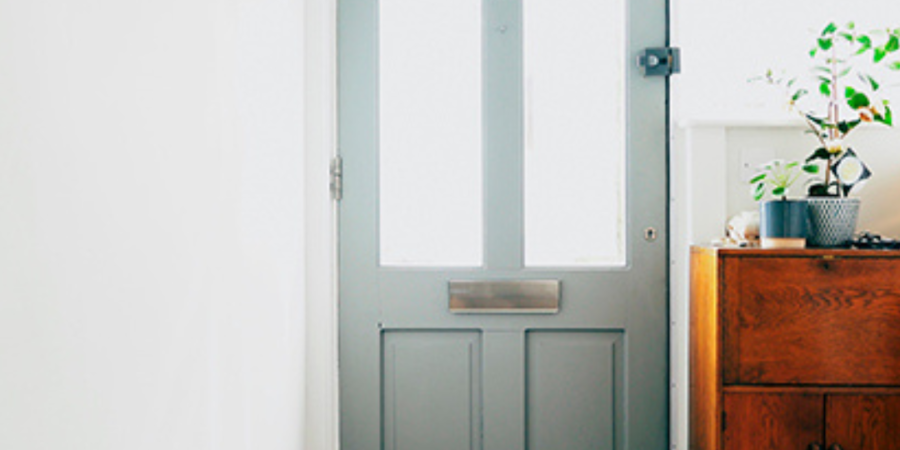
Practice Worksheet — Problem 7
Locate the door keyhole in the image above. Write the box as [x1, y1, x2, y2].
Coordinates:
[644, 227, 658, 242]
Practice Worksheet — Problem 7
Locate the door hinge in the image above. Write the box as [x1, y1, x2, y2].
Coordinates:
[721, 411, 727, 431]
[330, 155, 343, 201]
[638, 47, 681, 77]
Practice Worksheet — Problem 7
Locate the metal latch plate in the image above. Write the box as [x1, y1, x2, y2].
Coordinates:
[638, 47, 681, 77]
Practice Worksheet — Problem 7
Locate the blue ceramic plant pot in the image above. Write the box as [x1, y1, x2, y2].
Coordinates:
[760, 199, 808, 249]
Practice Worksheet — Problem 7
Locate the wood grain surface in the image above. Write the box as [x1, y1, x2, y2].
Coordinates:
[690, 248, 722, 450]
[724, 256, 900, 385]
[723, 392, 824, 450]
[827, 394, 900, 450]
[691, 247, 900, 449]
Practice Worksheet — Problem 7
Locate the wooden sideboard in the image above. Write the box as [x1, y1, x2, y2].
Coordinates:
[690, 247, 900, 450]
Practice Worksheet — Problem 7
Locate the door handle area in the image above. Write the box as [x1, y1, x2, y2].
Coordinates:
[807, 443, 823, 450]
[828, 444, 843, 450]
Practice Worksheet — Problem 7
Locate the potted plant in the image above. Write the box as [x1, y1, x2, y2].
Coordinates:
[751, 159, 818, 249]
[760, 21, 900, 247]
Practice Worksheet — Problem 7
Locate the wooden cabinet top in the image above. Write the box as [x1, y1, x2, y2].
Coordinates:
[691, 246, 900, 258]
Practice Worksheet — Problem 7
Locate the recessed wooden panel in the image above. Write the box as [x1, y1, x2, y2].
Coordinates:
[526, 331, 622, 450]
[827, 394, 900, 450]
[382, 331, 482, 450]
[723, 392, 824, 450]
[724, 256, 900, 385]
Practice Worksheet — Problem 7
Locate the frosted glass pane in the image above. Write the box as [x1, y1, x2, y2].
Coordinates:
[523, 0, 626, 267]
[379, 0, 483, 267]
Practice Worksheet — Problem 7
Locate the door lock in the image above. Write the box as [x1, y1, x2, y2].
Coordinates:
[644, 227, 658, 242]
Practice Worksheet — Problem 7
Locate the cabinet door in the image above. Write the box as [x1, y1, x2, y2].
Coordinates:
[723, 393, 824, 450]
[827, 394, 900, 450]
[725, 257, 900, 386]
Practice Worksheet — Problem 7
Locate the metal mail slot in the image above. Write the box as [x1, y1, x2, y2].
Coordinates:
[448, 280, 560, 314]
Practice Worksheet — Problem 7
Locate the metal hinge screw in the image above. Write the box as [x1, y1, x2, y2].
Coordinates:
[330, 156, 343, 201]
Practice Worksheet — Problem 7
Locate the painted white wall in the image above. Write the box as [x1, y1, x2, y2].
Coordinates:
[672, 3, 900, 450]
[0, 1, 307, 449]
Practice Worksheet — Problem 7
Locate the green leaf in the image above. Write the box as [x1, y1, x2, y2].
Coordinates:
[875, 47, 887, 63]
[786, 161, 799, 169]
[818, 76, 832, 84]
[857, 35, 872, 47]
[888, 35, 900, 52]
[838, 66, 852, 77]
[806, 147, 832, 162]
[814, 65, 832, 74]
[803, 164, 820, 174]
[810, 48, 818, 58]
[839, 32, 854, 42]
[818, 38, 834, 51]
[750, 173, 766, 184]
[808, 183, 834, 197]
[877, 106, 894, 126]
[772, 186, 786, 197]
[792, 89, 808, 102]
[889, 61, 900, 70]
[753, 183, 765, 201]
[848, 92, 871, 109]
[822, 22, 837, 36]
[820, 81, 832, 96]
[847, 21, 856, 30]
[807, 115, 827, 127]
[864, 74, 880, 90]
[838, 119, 861, 134]
[845, 86, 857, 98]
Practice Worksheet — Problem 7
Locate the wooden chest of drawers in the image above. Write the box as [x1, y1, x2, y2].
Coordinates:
[690, 247, 900, 450]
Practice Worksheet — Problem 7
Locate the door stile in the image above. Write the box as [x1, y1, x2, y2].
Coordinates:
[483, 0, 524, 271]
[337, 0, 382, 447]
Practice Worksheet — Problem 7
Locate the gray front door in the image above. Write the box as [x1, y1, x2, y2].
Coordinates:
[338, 0, 669, 448]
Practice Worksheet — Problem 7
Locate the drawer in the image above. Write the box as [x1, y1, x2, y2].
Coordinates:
[723, 256, 900, 385]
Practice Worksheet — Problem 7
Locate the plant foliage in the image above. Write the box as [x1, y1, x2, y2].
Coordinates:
[756, 22, 900, 197]
[751, 159, 819, 201]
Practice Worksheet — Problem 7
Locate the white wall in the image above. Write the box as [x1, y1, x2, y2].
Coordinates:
[674, 0, 900, 122]
[0, 1, 307, 449]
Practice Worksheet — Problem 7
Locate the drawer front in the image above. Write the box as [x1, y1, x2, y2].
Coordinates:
[723, 256, 900, 385]
[723, 392, 824, 450]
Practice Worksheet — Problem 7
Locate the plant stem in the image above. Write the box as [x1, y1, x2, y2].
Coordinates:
[800, 112, 829, 148]
[826, 42, 840, 192]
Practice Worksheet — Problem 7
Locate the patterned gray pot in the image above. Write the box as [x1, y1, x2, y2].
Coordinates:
[806, 198, 861, 248]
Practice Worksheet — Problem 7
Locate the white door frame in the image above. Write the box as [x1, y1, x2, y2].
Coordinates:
[303, 1, 340, 449]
